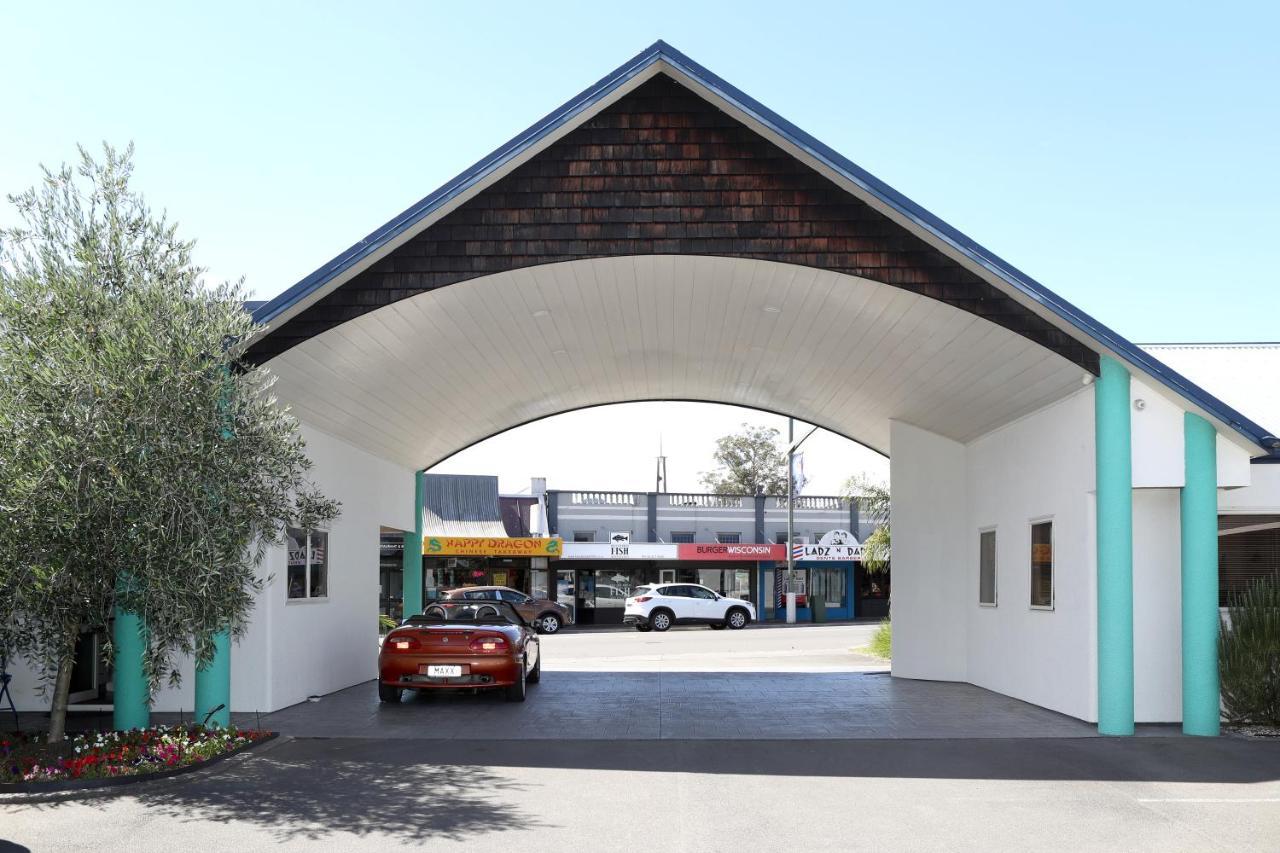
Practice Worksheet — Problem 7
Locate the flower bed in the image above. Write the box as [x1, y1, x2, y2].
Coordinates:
[1, 725, 273, 785]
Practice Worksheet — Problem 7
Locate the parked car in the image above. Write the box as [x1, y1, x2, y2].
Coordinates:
[623, 583, 755, 632]
[379, 600, 541, 703]
[443, 586, 573, 634]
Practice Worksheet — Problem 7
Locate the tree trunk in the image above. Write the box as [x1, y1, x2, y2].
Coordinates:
[47, 642, 76, 743]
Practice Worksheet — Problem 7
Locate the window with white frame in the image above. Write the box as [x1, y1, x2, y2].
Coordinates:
[716, 531, 741, 544]
[1030, 521, 1053, 609]
[979, 529, 997, 606]
[671, 531, 695, 543]
[287, 527, 328, 600]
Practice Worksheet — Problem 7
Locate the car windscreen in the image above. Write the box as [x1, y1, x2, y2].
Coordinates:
[406, 600, 526, 627]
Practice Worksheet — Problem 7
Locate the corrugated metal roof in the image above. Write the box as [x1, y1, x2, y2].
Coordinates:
[422, 473, 508, 537]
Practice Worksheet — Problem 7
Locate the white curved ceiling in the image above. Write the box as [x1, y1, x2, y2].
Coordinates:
[265, 255, 1087, 469]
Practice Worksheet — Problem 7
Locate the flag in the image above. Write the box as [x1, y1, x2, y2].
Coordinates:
[790, 451, 808, 494]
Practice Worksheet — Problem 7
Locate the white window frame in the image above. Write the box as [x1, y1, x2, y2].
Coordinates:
[286, 526, 330, 603]
[978, 526, 998, 607]
[716, 531, 741, 544]
[1029, 517, 1054, 611]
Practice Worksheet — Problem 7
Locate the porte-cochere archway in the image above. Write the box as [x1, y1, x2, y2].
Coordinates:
[181, 42, 1277, 736]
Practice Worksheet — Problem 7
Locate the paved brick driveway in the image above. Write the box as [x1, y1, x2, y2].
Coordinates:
[254, 626, 1149, 740]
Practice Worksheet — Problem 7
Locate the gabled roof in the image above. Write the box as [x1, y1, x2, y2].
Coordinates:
[251, 40, 1278, 457]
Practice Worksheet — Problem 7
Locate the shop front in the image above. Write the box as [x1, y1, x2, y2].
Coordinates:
[757, 563, 858, 622]
[379, 533, 562, 621]
[555, 542, 777, 624]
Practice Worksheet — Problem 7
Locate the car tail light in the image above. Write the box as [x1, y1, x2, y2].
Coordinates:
[468, 635, 509, 653]
[386, 635, 420, 651]
[634, 596, 652, 603]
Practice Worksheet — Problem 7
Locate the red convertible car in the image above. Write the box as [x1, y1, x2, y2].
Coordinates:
[379, 600, 541, 703]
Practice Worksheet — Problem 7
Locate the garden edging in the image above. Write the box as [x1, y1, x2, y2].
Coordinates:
[0, 731, 278, 794]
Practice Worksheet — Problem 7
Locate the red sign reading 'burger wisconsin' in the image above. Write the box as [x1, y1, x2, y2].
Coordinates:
[677, 543, 786, 561]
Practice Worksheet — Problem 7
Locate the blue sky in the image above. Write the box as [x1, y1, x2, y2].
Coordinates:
[3, 1, 1276, 344]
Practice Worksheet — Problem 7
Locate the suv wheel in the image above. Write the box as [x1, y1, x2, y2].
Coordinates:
[649, 610, 673, 632]
[538, 613, 561, 634]
[726, 608, 749, 629]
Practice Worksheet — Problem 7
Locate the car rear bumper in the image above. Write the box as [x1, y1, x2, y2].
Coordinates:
[622, 614, 649, 626]
[379, 654, 522, 688]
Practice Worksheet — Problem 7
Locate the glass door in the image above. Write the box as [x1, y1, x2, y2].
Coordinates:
[556, 568, 576, 624]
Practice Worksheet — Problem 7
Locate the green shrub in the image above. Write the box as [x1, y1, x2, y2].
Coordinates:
[379, 613, 397, 634]
[1219, 576, 1280, 725]
[869, 618, 892, 659]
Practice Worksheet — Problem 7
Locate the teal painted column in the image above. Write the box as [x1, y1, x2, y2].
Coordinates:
[194, 629, 231, 728]
[402, 470, 425, 618]
[1095, 356, 1134, 735]
[193, 364, 234, 728]
[112, 606, 150, 730]
[1181, 413, 1220, 736]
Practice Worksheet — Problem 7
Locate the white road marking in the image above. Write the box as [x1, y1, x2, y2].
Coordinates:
[1136, 798, 1280, 803]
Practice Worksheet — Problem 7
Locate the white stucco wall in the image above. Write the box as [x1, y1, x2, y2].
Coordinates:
[963, 389, 1098, 721]
[9, 422, 414, 716]
[888, 420, 968, 682]
[1132, 488, 1182, 722]
[1221, 463, 1280, 513]
[897, 381, 1218, 724]
[245, 423, 414, 712]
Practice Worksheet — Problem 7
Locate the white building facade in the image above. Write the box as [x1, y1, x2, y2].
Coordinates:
[11, 45, 1278, 736]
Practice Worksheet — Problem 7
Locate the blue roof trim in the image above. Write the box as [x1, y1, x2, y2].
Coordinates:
[251, 40, 1278, 455]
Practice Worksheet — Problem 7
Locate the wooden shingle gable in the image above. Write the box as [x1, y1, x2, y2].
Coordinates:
[247, 74, 1096, 373]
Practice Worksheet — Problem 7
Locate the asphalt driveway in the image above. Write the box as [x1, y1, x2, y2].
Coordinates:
[3, 735, 1278, 852]
[8, 624, 1276, 852]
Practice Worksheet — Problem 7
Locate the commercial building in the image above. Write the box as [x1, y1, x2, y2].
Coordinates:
[379, 474, 550, 623]
[547, 489, 885, 623]
[9, 43, 1280, 736]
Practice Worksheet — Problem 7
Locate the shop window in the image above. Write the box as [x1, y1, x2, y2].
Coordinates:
[573, 531, 596, 542]
[775, 532, 788, 544]
[716, 532, 740, 544]
[671, 531, 695, 543]
[979, 529, 997, 606]
[1030, 521, 1053, 609]
[286, 527, 328, 600]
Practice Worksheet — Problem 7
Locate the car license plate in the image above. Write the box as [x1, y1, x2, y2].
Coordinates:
[426, 665, 462, 677]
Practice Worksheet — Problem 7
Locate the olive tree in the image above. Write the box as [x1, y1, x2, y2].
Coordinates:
[0, 145, 339, 740]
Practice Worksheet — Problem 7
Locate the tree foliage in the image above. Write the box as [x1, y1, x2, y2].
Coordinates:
[0, 144, 339, 737]
[1219, 576, 1280, 725]
[699, 423, 788, 496]
[843, 474, 889, 573]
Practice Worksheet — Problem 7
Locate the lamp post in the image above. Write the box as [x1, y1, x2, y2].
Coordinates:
[785, 418, 818, 623]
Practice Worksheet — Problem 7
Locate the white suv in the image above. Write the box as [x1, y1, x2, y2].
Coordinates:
[623, 583, 755, 632]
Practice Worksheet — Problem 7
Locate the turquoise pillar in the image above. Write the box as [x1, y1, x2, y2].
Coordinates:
[112, 606, 150, 730]
[194, 629, 231, 728]
[1181, 413, 1220, 736]
[402, 470, 425, 618]
[1095, 356, 1134, 735]
[192, 365, 234, 728]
